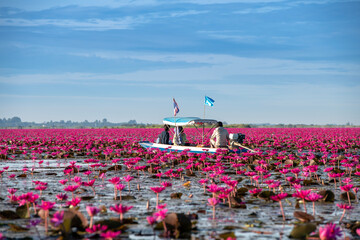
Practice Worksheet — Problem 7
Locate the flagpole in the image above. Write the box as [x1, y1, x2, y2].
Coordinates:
[173, 98, 178, 145]
[202, 96, 205, 145]
[173, 98, 177, 138]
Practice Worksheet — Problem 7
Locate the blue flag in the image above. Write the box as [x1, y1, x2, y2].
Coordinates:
[205, 96, 215, 106]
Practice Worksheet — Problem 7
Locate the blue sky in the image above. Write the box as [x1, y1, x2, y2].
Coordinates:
[0, 0, 359, 125]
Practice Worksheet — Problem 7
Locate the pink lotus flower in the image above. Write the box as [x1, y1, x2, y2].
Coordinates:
[208, 197, 220, 219]
[123, 175, 134, 193]
[319, 223, 342, 240]
[86, 205, 100, 228]
[249, 188, 262, 195]
[207, 184, 222, 197]
[340, 184, 353, 205]
[59, 179, 68, 185]
[56, 193, 68, 201]
[340, 184, 353, 192]
[67, 197, 81, 207]
[51, 211, 64, 227]
[150, 186, 166, 208]
[64, 184, 79, 199]
[86, 224, 108, 234]
[86, 205, 100, 217]
[71, 176, 82, 184]
[108, 177, 121, 200]
[7, 188, 17, 195]
[108, 176, 121, 185]
[271, 192, 288, 201]
[305, 192, 323, 215]
[199, 178, 209, 193]
[109, 204, 133, 222]
[337, 203, 353, 222]
[146, 215, 156, 225]
[293, 189, 311, 212]
[161, 181, 172, 188]
[154, 208, 168, 221]
[115, 183, 125, 201]
[39, 200, 55, 234]
[7, 194, 19, 202]
[100, 230, 121, 240]
[270, 193, 288, 221]
[39, 200, 55, 211]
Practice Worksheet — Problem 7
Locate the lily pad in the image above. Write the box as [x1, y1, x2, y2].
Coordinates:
[293, 211, 315, 222]
[219, 232, 236, 239]
[289, 223, 316, 239]
[16, 205, 30, 219]
[318, 190, 335, 202]
[170, 193, 183, 199]
[258, 191, 275, 201]
[81, 196, 95, 201]
[340, 192, 355, 201]
[290, 223, 316, 238]
[9, 223, 29, 232]
[0, 210, 21, 220]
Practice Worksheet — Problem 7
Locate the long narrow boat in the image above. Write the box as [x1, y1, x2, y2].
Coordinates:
[139, 117, 251, 154]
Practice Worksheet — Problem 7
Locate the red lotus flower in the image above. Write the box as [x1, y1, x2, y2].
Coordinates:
[100, 230, 121, 240]
[109, 203, 133, 222]
[319, 223, 342, 240]
[59, 179, 68, 185]
[86, 224, 108, 234]
[270, 193, 288, 221]
[67, 197, 81, 207]
[7, 188, 17, 195]
[86, 205, 100, 228]
[293, 189, 311, 212]
[340, 184, 353, 192]
[337, 203, 353, 222]
[51, 211, 64, 227]
[208, 197, 219, 219]
[150, 186, 166, 194]
[56, 193, 68, 201]
[39, 200, 55, 211]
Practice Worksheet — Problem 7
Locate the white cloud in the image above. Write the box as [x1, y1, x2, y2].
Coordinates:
[234, 6, 289, 14]
[0, 93, 162, 102]
[0, 9, 208, 30]
[0, 17, 148, 30]
[1, 53, 359, 86]
[0, 0, 288, 11]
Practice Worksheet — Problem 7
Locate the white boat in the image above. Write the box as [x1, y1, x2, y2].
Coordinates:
[139, 117, 252, 154]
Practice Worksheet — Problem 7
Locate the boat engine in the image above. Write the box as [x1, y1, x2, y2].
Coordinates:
[229, 133, 245, 144]
[229, 133, 245, 150]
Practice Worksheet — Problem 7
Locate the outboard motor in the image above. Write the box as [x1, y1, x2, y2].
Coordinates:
[229, 133, 245, 144]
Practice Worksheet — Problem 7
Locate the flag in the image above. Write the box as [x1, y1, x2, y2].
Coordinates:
[173, 98, 180, 116]
[205, 96, 215, 107]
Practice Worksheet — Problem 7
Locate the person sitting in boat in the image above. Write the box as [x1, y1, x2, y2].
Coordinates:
[173, 126, 187, 146]
[157, 124, 170, 144]
[210, 121, 229, 148]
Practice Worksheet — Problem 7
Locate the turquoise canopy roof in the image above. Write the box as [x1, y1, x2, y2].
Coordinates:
[163, 117, 217, 126]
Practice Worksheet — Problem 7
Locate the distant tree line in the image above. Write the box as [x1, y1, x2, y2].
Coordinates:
[0, 117, 357, 129]
[0, 117, 150, 129]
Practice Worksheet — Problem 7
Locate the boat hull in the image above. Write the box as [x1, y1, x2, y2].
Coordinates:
[139, 141, 247, 154]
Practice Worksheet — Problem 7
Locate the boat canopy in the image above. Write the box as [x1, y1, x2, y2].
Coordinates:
[163, 117, 218, 126]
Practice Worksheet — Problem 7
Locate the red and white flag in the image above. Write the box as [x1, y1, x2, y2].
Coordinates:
[173, 98, 180, 116]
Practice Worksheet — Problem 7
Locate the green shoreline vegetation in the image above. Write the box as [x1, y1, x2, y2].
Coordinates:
[0, 116, 358, 129]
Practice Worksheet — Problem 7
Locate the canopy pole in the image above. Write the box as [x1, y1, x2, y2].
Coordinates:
[202, 103, 205, 145]
[173, 98, 177, 145]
